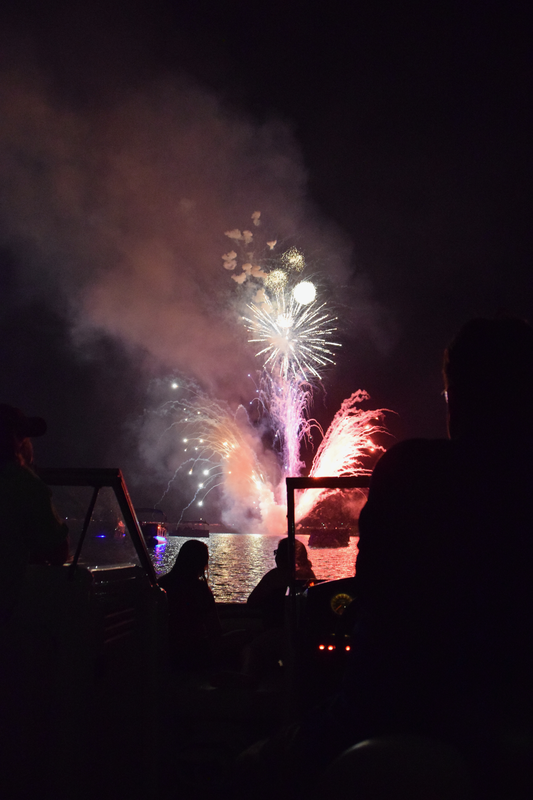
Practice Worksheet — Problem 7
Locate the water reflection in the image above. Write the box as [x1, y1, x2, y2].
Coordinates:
[300, 535, 359, 583]
[151, 533, 359, 603]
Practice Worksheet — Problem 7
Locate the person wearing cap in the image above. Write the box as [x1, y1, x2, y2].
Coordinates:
[0, 404, 69, 622]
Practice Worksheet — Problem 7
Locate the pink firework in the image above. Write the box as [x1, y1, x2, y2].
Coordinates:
[295, 390, 388, 522]
[261, 373, 317, 477]
[219, 216, 392, 529]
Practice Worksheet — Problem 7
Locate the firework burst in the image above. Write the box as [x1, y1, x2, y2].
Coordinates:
[222, 215, 348, 480]
[281, 246, 305, 272]
[140, 212, 390, 534]
[155, 387, 271, 524]
[149, 213, 390, 529]
[244, 290, 341, 382]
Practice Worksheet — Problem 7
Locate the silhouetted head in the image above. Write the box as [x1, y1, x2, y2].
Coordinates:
[443, 318, 533, 440]
[172, 539, 209, 581]
[274, 537, 313, 574]
[0, 404, 47, 464]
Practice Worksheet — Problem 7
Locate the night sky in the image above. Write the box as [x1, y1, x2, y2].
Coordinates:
[1, 1, 531, 519]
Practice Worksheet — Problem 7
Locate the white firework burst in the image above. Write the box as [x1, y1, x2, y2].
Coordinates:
[244, 287, 341, 381]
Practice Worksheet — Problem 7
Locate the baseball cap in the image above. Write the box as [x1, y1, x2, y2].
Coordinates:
[0, 404, 47, 439]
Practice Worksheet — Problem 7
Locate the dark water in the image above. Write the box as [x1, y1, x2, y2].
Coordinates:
[150, 533, 359, 603]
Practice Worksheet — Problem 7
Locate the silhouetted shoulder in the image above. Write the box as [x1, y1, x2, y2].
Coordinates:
[247, 567, 287, 608]
[357, 438, 462, 597]
[365, 438, 454, 507]
[371, 437, 452, 476]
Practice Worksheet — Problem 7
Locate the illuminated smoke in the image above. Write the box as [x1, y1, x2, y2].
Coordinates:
[145, 214, 388, 527]
[0, 69, 322, 408]
[0, 53, 387, 528]
[153, 384, 283, 531]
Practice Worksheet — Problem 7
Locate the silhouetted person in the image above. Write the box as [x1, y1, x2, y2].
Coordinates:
[0, 404, 69, 798]
[0, 404, 69, 622]
[333, 317, 533, 797]
[248, 537, 315, 628]
[245, 538, 315, 676]
[159, 539, 222, 669]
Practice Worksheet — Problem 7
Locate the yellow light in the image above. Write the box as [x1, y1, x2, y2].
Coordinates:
[265, 269, 288, 292]
[282, 246, 305, 271]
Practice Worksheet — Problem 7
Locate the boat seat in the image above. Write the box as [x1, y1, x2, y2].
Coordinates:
[317, 735, 472, 800]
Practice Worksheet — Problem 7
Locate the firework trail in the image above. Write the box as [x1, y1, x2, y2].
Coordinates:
[260, 375, 316, 476]
[154, 385, 278, 530]
[295, 390, 388, 522]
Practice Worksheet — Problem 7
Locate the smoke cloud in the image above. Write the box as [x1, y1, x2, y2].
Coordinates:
[0, 56, 353, 519]
[0, 69, 321, 395]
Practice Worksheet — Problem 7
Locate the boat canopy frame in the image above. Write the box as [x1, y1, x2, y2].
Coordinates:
[38, 467, 157, 585]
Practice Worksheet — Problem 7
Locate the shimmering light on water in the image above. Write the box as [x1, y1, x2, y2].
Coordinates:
[151, 534, 359, 603]
[301, 535, 359, 583]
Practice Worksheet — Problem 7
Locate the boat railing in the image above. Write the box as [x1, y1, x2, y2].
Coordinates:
[284, 476, 371, 714]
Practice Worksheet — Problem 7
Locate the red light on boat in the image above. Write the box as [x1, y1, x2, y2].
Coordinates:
[327, 645, 335, 651]
[345, 645, 351, 651]
[318, 645, 325, 650]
